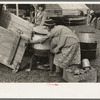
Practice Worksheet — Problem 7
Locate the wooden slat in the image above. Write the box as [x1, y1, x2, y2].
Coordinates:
[0, 10, 29, 28]
[0, 48, 28, 71]
[8, 20, 32, 37]
[14, 40, 28, 62]
[0, 48, 26, 64]
[0, 26, 16, 39]
[0, 12, 30, 71]
[0, 45, 25, 61]
[0, 43, 28, 70]
[0, 39, 13, 49]
[0, 10, 33, 36]
[0, 38, 28, 56]
[0, 53, 22, 70]
[7, 35, 21, 65]
[0, 45, 11, 57]
[0, 26, 28, 54]
[0, 54, 15, 69]
[0, 43, 27, 56]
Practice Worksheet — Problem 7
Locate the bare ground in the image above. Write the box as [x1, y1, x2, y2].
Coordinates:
[0, 24, 100, 82]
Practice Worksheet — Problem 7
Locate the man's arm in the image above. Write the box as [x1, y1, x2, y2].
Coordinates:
[30, 34, 50, 44]
[89, 15, 94, 24]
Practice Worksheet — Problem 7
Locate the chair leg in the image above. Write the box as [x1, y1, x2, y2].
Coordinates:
[49, 53, 54, 72]
[29, 55, 37, 70]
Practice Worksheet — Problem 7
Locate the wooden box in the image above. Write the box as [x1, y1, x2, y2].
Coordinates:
[0, 26, 30, 73]
[63, 67, 97, 82]
[0, 10, 34, 37]
[0, 10, 34, 72]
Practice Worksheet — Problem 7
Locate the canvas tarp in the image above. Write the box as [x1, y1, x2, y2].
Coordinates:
[32, 4, 62, 17]
[59, 4, 89, 15]
[86, 4, 100, 13]
[32, 4, 89, 17]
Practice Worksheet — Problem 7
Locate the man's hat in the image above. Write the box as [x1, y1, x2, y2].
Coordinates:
[44, 19, 55, 26]
[33, 26, 50, 35]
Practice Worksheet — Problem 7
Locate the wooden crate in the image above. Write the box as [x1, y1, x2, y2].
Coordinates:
[0, 10, 34, 37]
[0, 26, 30, 73]
[63, 67, 97, 82]
[0, 10, 34, 72]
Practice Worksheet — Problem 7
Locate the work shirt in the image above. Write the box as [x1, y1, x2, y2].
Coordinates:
[38, 25, 79, 53]
[34, 10, 47, 26]
[49, 25, 79, 53]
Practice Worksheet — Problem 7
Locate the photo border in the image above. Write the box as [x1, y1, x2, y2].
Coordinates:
[0, 0, 100, 99]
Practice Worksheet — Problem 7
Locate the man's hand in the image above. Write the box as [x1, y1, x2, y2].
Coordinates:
[87, 23, 90, 26]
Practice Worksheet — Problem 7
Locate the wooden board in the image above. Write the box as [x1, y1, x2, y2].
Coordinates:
[8, 35, 21, 65]
[0, 26, 29, 72]
[0, 10, 34, 38]
[0, 10, 34, 72]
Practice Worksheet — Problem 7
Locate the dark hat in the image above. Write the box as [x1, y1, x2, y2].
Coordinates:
[36, 4, 46, 10]
[44, 19, 55, 26]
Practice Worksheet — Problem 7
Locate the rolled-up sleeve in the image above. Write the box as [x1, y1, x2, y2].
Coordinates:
[40, 34, 51, 43]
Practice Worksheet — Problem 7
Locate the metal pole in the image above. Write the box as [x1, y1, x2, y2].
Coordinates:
[3, 4, 7, 10]
[16, 4, 19, 16]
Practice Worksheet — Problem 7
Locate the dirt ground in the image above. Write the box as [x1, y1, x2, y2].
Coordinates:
[0, 24, 100, 82]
